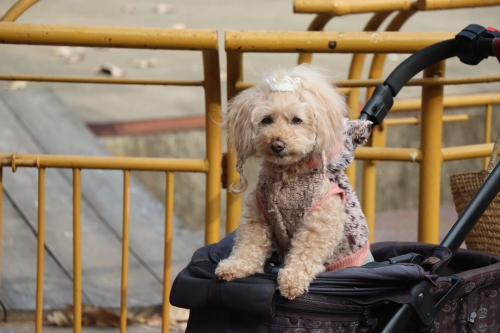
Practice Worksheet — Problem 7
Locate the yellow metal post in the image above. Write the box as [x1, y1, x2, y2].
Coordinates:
[225, 51, 244, 234]
[361, 127, 387, 243]
[345, 12, 393, 185]
[73, 169, 82, 333]
[0, 167, 2, 292]
[35, 168, 45, 333]
[202, 49, 222, 245]
[162, 172, 174, 333]
[484, 104, 493, 170]
[418, 61, 446, 243]
[120, 171, 130, 333]
[362, 10, 416, 242]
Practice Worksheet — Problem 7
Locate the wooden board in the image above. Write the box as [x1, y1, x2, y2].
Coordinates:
[0, 90, 205, 311]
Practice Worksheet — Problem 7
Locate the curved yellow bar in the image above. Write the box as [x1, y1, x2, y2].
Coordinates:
[418, 0, 500, 10]
[1, 0, 38, 22]
[294, 0, 413, 15]
[0, 22, 218, 50]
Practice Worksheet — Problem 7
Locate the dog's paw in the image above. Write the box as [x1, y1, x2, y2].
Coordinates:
[215, 258, 260, 281]
[277, 268, 309, 300]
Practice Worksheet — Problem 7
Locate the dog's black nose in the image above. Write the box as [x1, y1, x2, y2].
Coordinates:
[271, 140, 285, 153]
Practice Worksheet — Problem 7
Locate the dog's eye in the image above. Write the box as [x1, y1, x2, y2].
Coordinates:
[291, 117, 302, 125]
[262, 116, 273, 125]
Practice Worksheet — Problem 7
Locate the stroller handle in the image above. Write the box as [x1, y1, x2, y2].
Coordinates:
[359, 24, 499, 126]
[360, 24, 500, 333]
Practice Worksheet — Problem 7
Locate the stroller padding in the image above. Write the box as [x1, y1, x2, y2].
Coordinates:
[171, 233, 440, 318]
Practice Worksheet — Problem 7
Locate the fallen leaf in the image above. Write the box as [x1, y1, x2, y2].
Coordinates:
[96, 307, 135, 328]
[9, 81, 28, 91]
[122, 4, 136, 13]
[46, 311, 71, 327]
[93, 64, 126, 78]
[169, 22, 186, 30]
[131, 58, 158, 69]
[65, 303, 98, 326]
[52, 46, 86, 64]
[146, 313, 163, 327]
[154, 3, 177, 14]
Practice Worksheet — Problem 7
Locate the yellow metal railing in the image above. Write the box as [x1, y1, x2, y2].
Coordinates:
[291, 0, 500, 244]
[224, 30, 500, 244]
[0, 1, 221, 332]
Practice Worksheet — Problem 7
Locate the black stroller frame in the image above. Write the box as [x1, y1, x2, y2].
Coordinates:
[171, 24, 500, 333]
[360, 24, 500, 333]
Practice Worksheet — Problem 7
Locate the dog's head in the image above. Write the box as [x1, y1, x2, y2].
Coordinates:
[225, 65, 349, 193]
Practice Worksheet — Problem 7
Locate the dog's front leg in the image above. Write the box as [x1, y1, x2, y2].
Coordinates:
[277, 194, 346, 299]
[215, 191, 273, 281]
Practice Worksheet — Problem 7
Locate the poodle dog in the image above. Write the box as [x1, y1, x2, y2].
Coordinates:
[215, 64, 373, 300]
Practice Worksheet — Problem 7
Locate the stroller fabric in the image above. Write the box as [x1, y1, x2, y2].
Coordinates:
[170, 233, 500, 333]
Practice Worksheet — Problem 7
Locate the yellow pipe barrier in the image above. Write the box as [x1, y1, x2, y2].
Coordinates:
[225, 31, 455, 53]
[294, 0, 413, 14]
[297, 14, 335, 64]
[392, 92, 500, 111]
[298, 11, 392, 64]
[235, 76, 500, 92]
[344, 12, 393, 185]
[0, 154, 209, 172]
[162, 172, 174, 333]
[0, 75, 204, 86]
[418, 61, 446, 244]
[35, 168, 45, 333]
[385, 114, 469, 126]
[442, 143, 499, 161]
[120, 171, 131, 333]
[362, 129, 387, 242]
[417, 0, 500, 10]
[0, 168, 2, 292]
[73, 169, 82, 333]
[0, 0, 38, 22]
[362, 10, 416, 242]
[202, 50, 222, 245]
[0, 23, 218, 50]
[225, 52, 245, 234]
[355, 147, 422, 162]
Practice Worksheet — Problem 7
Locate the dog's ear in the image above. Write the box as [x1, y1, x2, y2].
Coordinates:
[291, 65, 348, 153]
[224, 88, 258, 193]
[304, 88, 347, 155]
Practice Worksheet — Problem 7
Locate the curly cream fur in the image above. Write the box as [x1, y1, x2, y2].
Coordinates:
[278, 195, 346, 299]
[217, 64, 356, 300]
[223, 64, 348, 192]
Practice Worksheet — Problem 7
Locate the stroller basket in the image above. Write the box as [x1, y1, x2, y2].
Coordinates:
[170, 24, 500, 333]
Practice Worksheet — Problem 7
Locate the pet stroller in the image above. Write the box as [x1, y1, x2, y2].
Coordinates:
[170, 24, 500, 333]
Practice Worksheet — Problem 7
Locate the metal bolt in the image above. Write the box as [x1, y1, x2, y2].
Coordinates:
[328, 41, 337, 49]
[418, 293, 424, 301]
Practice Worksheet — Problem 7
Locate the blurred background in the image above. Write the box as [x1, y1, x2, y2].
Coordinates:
[1, 0, 499, 232]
